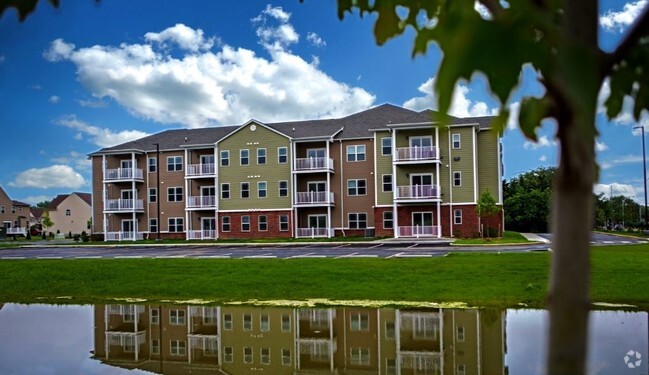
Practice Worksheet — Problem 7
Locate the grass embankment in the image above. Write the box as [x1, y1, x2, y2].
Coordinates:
[0, 244, 647, 308]
[453, 231, 531, 245]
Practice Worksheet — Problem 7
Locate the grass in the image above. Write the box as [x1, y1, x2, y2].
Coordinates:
[1, 244, 648, 308]
[452, 231, 531, 245]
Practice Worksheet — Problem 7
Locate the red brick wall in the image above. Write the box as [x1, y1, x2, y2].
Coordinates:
[440, 205, 504, 238]
[373, 206, 394, 238]
[217, 211, 292, 239]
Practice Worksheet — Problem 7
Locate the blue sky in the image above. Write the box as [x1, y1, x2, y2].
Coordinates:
[0, 0, 647, 205]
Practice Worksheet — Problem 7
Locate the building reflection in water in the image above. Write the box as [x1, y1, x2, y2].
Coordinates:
[92, 304, 506, 374]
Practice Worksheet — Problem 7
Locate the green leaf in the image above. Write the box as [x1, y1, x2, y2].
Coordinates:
[519, 97, 552, 141]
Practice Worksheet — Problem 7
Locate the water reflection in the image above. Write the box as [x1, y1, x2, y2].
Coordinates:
[0, 303, 646, 374]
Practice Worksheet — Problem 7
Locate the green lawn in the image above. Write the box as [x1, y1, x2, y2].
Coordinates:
[0, 244, 647, 308]
[452, 231, 531, 245]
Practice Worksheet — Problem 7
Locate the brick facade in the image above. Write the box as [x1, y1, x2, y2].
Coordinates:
[373, 206, 394, 238]
[218, 211, 292, 240]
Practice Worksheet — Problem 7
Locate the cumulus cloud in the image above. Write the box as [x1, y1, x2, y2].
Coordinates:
[56, 115, 149, 148]
[20, 195, 53, 206]
[49, 95, 60, 104]
[594, 183, 638, 200]
[523, 135, 556, 150]
[144, 23, 216, 52]
[403, 77, 497, 117]
[539, 155, 548, 162]
[51, 151, 91, 171]
[598, 79, 649, 129]
[596, 140, 609, 152]
[77, 99, 107, 108]
[307, 32, 326, 47]
[600, 0, 647, 32]
[9, 165, 86, 189]
[44, 18, 373, 128]
[600, 154, 644, 169]
[474, 1, 492, 19]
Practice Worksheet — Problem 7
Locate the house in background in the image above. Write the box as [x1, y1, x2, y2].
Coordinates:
[0, 186, 30, 235]
[47, 192, 92, 236]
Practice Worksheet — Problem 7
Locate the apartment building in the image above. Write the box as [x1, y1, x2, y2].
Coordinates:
[0, 186, 31, 235]
[90, 104, 503, 241]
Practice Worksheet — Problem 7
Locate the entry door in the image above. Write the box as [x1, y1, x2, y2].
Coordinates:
[307, 182, 326, 192]
[308, 215, 327, 228]
[121, 160, 134, 169]
[307, 149, 325, 158]
[202, 218, 216, 231]
[121, 220, 134, 233]
[121, 190, 133, 199]
[412, 212, 433, 227]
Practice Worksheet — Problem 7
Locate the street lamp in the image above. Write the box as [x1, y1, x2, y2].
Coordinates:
[633, 125, 648, 229]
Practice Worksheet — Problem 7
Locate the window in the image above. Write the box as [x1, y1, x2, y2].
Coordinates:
[150, 309, 160, 324]
[346, 145, 366, 161]
[261, 348, 270, 364]
[170, 340, 186, 356]
[0, 206, 4, 214]
[385, 321, 395, 339]
[258, 181, 267, 198]
[452, 133, 461, 149]
[241, 216, 250, 232]
[170, 309, 186, 325]
[257, 148, 266, 164]
[278, 147, 288, 163]
[241, 182, 250, 198]
[350, 313, 370, 331]
[259, 215, 268, 231]
[151, 339, 160, 355]
[350, 347, 370, 365]
[148, 157, 157, 173]
[383, 211, 393, 229]
[218, 184, 229, 200]
[11, 206, 15, 214]
[167, 156, 182, 171]
[456, 325, 465, 342]
[65, 209, 71, 216]
[457, 364, 466, 375]
[260, 314, 270, 331]
[221, 216, 231, 232]
[167, 187, 183, 202]
[244, 347, 253, 364]
[279, 215, 289, 231]
[224, 347, 233, 363]
[240, 149, 249, 166]
[348, 213, 367, 229]
[282, 349, 291, 365]
[387, 358, 397, 375]
[149, 219, 158, 233]
[169, 217, 184, 232]
[243, 313, 252, 330]
[347, 179, 367, 196]
[224, 313, 233, 330]
[149, 188, 157, 203]
[382, 174, 393, 192]
[220, 150, 230, 166]
[278, 180, 288, 197]
[454, 209, 463, 225]
[453, 171, 462, 187]
[281, 314, 291, 332]
[381, 137, 392, 156]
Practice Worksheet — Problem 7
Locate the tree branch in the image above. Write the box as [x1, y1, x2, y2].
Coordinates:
[605, 4, 649, 74]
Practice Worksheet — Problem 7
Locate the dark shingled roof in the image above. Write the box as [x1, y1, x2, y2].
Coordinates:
[48, 192, 92, 210]
[30, 207, 45, 219]
[75, 192, 92, 206]
[11, 200, 29, 207]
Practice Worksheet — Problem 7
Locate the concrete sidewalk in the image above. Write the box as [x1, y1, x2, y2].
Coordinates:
[520, 233, 551, 243]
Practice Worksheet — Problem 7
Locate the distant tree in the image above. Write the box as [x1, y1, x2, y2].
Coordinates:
[503, 167, 555, 233]
[476, 190, 499, 238]
[41, 211, 53, 238]
[34, 201, 51, 209]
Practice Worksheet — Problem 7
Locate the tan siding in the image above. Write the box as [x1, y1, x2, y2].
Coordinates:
[92, 156, 104, 233]
[340, 139, 375, 228]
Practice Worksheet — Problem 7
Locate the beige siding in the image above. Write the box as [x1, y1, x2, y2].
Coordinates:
[92, 156, 104, 233]
[49, 194, 92, 235]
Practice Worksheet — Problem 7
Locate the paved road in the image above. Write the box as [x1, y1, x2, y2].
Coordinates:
[0, 242, 550, 260]
[537, 232, 648, 245]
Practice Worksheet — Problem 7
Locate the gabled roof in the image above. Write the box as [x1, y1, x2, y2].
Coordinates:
[48, 192, 92, 210]
[75, 192, 92, 206]
[30, 207, 44, 219]
[11, 200, 30, 207]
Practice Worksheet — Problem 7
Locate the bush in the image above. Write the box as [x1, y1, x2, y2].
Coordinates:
[81, 231, 90, 242]
[73, 234, 81, 242]
[90, 233, 104, 242]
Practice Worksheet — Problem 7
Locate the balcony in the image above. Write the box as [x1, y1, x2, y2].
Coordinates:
[104, 168, 144, 182]
[105, 199, 144, 212]
[294, 157, 334, 173]
[394, 146, 439, 163]
[105, 231, 144, 241]
[397, 226, 440, 238]
[187, 230, 217, 240]
[295, 191, 334, 206]
[296, 228, 330, 238]
[186, 163, 215, 177]
[186, 196, 217, 209]
[395, 185, 440, 202]
[6, 227, 26, 235]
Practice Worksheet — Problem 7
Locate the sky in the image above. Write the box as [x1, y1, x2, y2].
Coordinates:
[0, 0, 648, 205]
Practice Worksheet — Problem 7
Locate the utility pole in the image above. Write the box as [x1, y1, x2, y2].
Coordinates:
[634, 125, 648, 229]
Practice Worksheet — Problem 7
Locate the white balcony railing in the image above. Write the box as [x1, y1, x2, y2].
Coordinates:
[6, 228, 26, 235]
[395, 185, 440, 200]
[399, 351, 441, 371]
[105, 231, 144, 241]
[394, 146, 439, 162]
[104, 168, 143, 181]
[186, 163, 215, 177]
[397, 226, 440, 238]
[186, 196, 217, 208]
[296, 228, 330, 238]
[295, 191, 334, 205]
[186, 230, 217, 240]
[105, 199, 144, 211]
[294, 157, 334, 172]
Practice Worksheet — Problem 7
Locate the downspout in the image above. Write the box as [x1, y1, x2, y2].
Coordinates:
[392, 129, 398, 238]
[339, 139, 345, 237]
[214, 145, 219, 240]
[448, 131, 453, 237]
[326, 140, 332, 238]
[131, 152, 137, 241]
[184, 148, 189, 240]
[436, 127, 441, 238]
[102, 155, 107, 241]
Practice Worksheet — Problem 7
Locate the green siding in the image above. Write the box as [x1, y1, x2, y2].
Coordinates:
[218, 123, 291, 210]
[477, 130, 501, 200]
[447, 127, 476, 203]
[375, 131, 393, 205]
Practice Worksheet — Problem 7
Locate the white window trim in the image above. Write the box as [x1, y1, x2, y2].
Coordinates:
[348, 212, 368, 229]
[382, 174, 393, 192]
[347, 179, 367, 196]
[346, 144, 366, 162]
[278, 146, 288, 164]
[381, 137, 392, 156]
[258, 181, 267, 198]
[383, 211, 393, 229]
[220, 150, 230, 166]
[240, 149, 250, 166]
[452, 133, 461, 149]
[453, 171, 462, 187]
[241, 215, 251, 232]
[221, 216, 231, 232]
[279, 215, 289, 231]
[258, 215, 268, 231]
[166, 156, 183, 172]
[221, 183, 230, 199]
[454, 209, 463, 225]
[257, 148, 267, 165]
[240, 182, 250, 199]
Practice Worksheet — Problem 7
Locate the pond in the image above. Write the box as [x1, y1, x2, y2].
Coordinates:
[0, 303, 646, 374]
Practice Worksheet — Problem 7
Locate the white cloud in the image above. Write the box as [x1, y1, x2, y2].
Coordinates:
[598, 79, 649, 128]
[49, 95, 60, 104]
[600, 0, 647, 32]
[539, 155, 548, 162]
[307, 32, 326, 47]
[20, 195, 52, 206]
[44, 21, 374, 128]
[9, 165, 86, 189]
[50, 151, 91, 171]
[252, 4, 291, 23]
[144, 23, 215, 52]
[523, 135, 556, 150]
[506, 101, 521, 130]
[600, 154, 644, 169]
[43, 38, 75, 61]
[77, 99, 107, 108]
[596, 140, 609, 152]
[253, 6, 299, 51]
[56, 115, 150, 148]
[594, 183, 638, 200]
[403, 77, 497, 117]
[474, 1, 492, 19]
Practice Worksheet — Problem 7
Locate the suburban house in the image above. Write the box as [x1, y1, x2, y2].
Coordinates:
[47, 192, 92, 236]
[90, 104, 503, 241]
[0, 186, 31, 235]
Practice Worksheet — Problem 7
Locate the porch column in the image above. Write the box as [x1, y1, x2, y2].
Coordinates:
[131, 152, 137, 241]
[392, 130, 399, 238]
[185, 149, 190, 240]
[326, 141, 332, 238]
[103, 156, 108, 241]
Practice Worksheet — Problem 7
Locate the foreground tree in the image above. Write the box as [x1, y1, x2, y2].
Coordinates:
[504, 167, 555, 232]
[41, 211, 53, 239]
[476, 190, 499, 238]
[331, 1, 649, 373]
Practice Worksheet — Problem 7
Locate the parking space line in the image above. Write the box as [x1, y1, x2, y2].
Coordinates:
[1, 257, 26, 260]
[154, 255, 186, 258]
[336, 252, 357, 259]
[289, 254, 327, 259]
[386, 252, 403, 259]
[394, 254, 433, 258]
[347, 254, 378, 258]
[115, 256, 143, 259]
[76, 256, 102, 259]
[602, 241, 615, 244]
[243, 255, 277, 259]
[36, 256, 63, 259]
[196, 255, 231, 259]
[620, 241, 631, 244]
[407, 244, 418, 248]
[369, 244, 383, 249]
